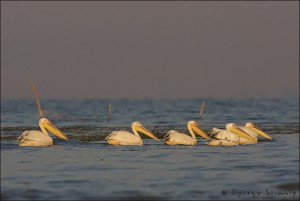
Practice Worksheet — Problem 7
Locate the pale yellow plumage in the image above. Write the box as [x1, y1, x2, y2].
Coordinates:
[18, 130, 53, 146]
[18, 118, 68, 146]
[106, 122, 159, 145]
[238, 122, 272, 144]
[164, 121, 211, 145]
[207, 127, 240, 146]
[207, 123, 256, 146]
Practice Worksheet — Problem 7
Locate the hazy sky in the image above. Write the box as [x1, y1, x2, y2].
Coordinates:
[1, 1, 299, 99]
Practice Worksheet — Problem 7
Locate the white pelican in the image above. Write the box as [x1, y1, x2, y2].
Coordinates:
[106, 121, 159, 145]
[238, 122, 272, 144]
[164, 121, 211, 145]
[208, 123, 256, 146]
[18, 118, 68, 146]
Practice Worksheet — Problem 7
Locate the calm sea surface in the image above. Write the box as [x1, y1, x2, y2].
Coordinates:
[1, 98, 299, 200]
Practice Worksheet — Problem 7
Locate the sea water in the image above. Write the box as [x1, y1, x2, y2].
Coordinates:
[1, 98, 299, 200]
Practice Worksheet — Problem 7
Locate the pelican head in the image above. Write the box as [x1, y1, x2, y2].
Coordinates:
[245, 122, 272, 140]
[208, 127, 221, 137]
[39, 118, 68, 140]
[210, 127, 220, 134]
[212, 127, 220, 133]
[226, 123, 256, 142]
[131, 121, 160, 141]
[245, 122, 254, 127]
[187, 121, 211, 140]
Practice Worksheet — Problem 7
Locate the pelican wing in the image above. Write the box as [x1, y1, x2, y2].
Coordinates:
[18, 130, 53, 146]
[18, 131, 31, 140]
[211, 129, 240, 142]
[106, 131, 142, 145]
[164, 130, 197, 145]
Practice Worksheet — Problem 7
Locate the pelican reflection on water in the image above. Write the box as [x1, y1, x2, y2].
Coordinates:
[106, 121, 160, 145]
[18, 118, 68, 146]
[164, 120, 211, 145]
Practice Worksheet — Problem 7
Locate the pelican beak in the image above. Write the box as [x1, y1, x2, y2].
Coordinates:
[192, 125, 211, 140]
[250, 126, 272, 140]
[43, 121, 68, 140]
[135, 125, 160, 141]
[229, 125, 256, 142]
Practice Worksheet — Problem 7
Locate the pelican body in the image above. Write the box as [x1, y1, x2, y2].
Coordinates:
[106, 121, 159, 145]
[208, 123, 256, 146]
[164, 121, 211, 145]
[18, 118, 68, 146]
[238, 122, 272, 144]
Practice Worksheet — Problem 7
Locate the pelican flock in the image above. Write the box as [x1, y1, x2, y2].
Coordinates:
[106, 121, 160, 145]
[164, 120, 211, 145]
[18, 118, 68, 146]
[207, 123, 257, 146]
[17, 119, 272, 147]
[16, 81, 274, 147]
